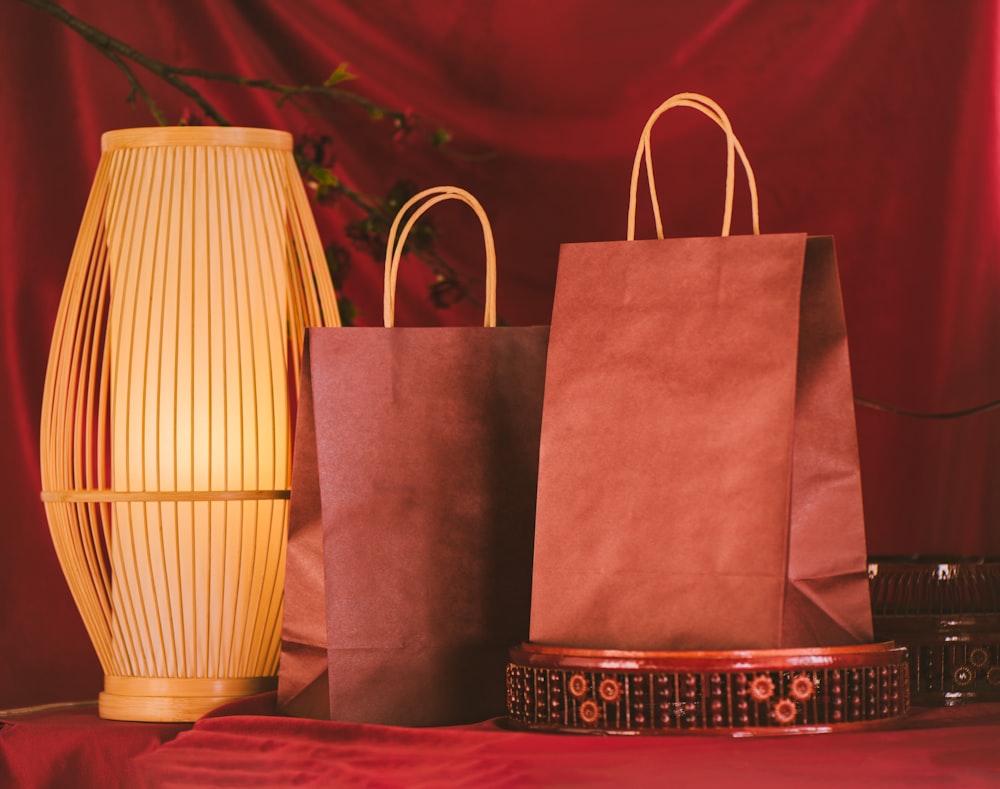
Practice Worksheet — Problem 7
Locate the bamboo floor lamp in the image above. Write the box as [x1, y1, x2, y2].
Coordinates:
[39, 127, 341, 722]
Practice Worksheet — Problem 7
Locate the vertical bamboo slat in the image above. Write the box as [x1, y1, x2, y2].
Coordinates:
[40, 127, 340, 722]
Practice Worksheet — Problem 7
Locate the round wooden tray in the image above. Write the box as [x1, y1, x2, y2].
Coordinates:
[506, 641, 909, 736]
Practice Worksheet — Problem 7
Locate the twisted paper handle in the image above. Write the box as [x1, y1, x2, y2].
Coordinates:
[383, 186, 498, 328]
[627, 92, 760, 240]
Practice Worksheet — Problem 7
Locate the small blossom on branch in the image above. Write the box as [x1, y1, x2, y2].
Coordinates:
[429, 275, 468, 310]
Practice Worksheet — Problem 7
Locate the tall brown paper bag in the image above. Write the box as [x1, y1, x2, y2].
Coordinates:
[528, 93, 874, 652]
[278, 187, 548, 724]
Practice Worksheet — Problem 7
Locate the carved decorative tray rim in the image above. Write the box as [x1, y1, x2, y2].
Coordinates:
[507, 641, 909, 736]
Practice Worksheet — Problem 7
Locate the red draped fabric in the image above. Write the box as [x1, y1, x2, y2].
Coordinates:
[1, 0, 997, 709]
[0, 704, 187, 788]
[4, 695, 1000, 787]
[134, 697, 1000, 788]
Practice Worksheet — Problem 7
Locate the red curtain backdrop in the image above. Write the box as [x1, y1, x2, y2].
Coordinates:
[1, 0, 997, 709]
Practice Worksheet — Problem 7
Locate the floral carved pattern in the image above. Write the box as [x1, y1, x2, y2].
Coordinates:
[953, 666, 975, 687]
[788, 674, 816, 702]
[598, 678, 621, 703]
[505, 655, 909, 733]
[771, 698, 798, 725]
[578, 700, 600, 724]
[567, 674, 588, 699]
[748, 674, 775, 702]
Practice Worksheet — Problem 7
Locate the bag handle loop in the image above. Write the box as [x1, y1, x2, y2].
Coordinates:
[627, 92, 760, 240]
[383, 186, 498, 328]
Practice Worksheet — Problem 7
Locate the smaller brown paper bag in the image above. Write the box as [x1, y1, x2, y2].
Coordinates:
[278, 187, 547, 724]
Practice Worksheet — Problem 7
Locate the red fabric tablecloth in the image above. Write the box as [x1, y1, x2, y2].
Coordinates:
[4, 694, 1000, 788]
[0, 703, 188, 788]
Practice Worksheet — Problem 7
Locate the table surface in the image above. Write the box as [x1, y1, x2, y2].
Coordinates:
[3, 694, 1000, 788]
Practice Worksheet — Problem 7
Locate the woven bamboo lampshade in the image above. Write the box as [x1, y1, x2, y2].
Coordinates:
[39, 126, 341, 722]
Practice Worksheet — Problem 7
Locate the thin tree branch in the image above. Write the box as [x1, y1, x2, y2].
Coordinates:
[104, 50, 167, 124]
[18, 0, 417, 130]
[20, 0, 232, 124]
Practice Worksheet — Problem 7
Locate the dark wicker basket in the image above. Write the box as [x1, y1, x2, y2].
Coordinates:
[869, 557, 1000, 705]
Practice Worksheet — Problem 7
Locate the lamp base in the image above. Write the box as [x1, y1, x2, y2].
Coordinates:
[506, 641, 909, 736]
[99, 675, 277, 722]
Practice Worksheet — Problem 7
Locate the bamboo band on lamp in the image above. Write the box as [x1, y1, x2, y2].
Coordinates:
[40, 490, 292, 503]
[39, 126, 340, 722]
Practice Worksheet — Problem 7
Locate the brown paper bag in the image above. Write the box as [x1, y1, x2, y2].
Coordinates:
[529, 93, 874, 651]
[278, 187, 547, 724]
